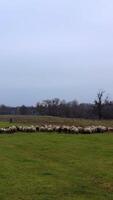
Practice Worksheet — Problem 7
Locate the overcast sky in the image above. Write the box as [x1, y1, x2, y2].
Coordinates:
[0, 0, 113, 106]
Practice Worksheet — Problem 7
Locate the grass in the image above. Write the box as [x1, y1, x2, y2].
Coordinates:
[0, 133, 113, 199]
[0, 115, 113, 127]
[0, 122, 16, 127]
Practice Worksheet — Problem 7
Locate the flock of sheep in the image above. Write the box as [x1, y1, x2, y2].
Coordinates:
[0, 125, 113, 134]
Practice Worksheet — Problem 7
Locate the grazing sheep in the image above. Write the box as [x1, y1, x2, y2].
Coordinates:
[70, 126, 79, 134]
[36, 126, 40, 131]
[0, 128, 6, 134]
[96, 126, 107, 133]
[77, 127, 84, 133]
[61, 126, 70, 133]
[47, 127, 54, 132]
[54, 126, 62, 133]
[108, 127, 113, 132]
[83, 127, 93, 134]
[10, 126, 17, 133]
[0, 124, 113, 135]
[39, 126, 46, 132]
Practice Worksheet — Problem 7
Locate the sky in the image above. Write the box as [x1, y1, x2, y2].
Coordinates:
[0, 0, 113, 106]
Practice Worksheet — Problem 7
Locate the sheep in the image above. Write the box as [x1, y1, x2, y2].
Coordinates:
[0, 124, 113, 135]
[108, 127, 113, 132]
[0, 128, 4, 133]
[77, 127, 83, 133]
[54, 126, 62, 133]
[83, 127, 93, 134]
[96, 126, 107, 133]
[90, 126, 98, 133]
[25, 126, 36, 133]
[69, 126, 79, 134]
[36, 126, 40, 131]
[30, 126, 36, 132]
[16, 126, 23, 132]
[61, 126, 70, 133]
[47, 127, 54, 132]
[0, 128, 6, 134]
[39, 126, 46, 132]
[10, 126, 17, 133]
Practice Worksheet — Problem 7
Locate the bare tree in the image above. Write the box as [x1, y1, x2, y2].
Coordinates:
[94, 90, 106, 120]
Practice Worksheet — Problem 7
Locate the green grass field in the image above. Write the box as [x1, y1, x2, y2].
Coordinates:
[0, 132, 113, 200]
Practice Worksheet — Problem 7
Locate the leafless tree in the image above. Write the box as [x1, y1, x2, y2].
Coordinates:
[94, 90, 107, 120]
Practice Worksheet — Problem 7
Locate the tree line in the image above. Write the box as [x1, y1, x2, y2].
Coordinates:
[0, 91, 113, 119]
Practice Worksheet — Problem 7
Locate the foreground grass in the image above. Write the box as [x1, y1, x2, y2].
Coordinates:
[0, 133, 113, 199]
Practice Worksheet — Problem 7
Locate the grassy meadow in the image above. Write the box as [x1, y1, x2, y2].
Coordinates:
[0, 117, 113, 199]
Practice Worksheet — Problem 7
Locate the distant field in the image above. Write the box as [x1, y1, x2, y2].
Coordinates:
[0, 115, 113, 127]
[0, 133, 113, 200]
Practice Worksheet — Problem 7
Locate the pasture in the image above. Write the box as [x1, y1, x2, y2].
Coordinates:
[0, 117, 113, 199]
[0, 115, 113, 127]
